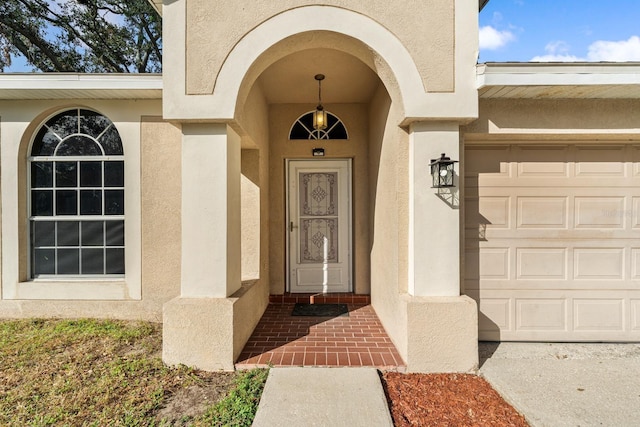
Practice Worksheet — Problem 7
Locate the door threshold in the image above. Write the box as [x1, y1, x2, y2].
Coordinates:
[270, 293, 370, 305]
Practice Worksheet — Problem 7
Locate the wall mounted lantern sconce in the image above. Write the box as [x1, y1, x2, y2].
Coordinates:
[313, 74, 327, 130]
[429, 153, 458, 188]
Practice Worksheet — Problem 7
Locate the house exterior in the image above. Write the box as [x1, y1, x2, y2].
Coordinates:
[1, 0, 639, 372]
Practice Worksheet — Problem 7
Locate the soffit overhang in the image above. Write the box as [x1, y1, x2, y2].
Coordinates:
[477, 62, 640, 99]
[0, 73, 162, 100]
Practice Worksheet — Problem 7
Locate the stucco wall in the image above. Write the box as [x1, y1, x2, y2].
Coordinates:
[466, 98, 640, 136]
[367, 84, 410, 359]
[163, 1, 478, 123]
[185, 0, 454, 95]
[241, 150, 260, 279]
[239, 79, 271, 335]
[238, 81, 271, 294]
[140, 117, 183, 312]
[268, 103, 370, 294]
[0, 101, 182, 321]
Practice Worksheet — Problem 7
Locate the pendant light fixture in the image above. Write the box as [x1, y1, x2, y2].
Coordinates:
[313, 74, 328, 130]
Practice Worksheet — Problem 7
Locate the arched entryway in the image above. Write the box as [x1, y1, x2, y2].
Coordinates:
[162, 3, 479, 373]
[231, 31, 406, 367]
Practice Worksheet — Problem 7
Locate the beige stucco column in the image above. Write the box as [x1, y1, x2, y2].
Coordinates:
[403, 121, 478, 373]
[408, 121, 461, 297]
[180, 123, 242, 298]
[163, 123, 244, 371]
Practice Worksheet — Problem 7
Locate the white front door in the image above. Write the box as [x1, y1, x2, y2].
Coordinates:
[287, 159, 352, 293]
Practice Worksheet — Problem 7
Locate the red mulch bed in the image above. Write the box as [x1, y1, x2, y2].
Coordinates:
[382, 373, 529, 426]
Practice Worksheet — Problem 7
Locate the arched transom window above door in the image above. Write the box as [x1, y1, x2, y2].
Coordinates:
[289, 111, 348, 140]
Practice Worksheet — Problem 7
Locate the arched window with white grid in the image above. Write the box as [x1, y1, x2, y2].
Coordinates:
[29, 108, 125, 277]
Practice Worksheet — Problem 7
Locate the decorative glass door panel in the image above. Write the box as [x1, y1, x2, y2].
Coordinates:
[288, 160, 351, 293]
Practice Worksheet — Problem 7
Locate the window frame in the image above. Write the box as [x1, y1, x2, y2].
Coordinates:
[1, 105, 142, 301]
[27, 109, 126, 279]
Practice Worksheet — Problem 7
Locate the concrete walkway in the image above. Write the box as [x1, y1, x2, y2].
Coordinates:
[252, 367, 393, 427]
[479, 342, 640, 427]
[252, 344, 640, 427]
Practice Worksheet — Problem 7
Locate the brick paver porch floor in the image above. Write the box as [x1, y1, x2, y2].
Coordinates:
[235, 297, 405, 371]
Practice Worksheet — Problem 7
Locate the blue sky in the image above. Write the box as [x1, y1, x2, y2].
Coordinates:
[480, 0, 640, 62]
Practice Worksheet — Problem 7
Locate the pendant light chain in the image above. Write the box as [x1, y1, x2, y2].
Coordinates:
[315, 73, 325, 108]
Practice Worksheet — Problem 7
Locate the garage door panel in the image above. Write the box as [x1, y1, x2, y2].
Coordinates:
[630, 250, 640, 279]
[575, 197, 625, 229]
[466, 279, 634, 292]
[473, 228, 640, 240]
[476, 186, 639, 197]
[515, 145, 570, 177]
[470, 191, 640, 235]
[574, 248, 625, 280]
[464, 247, 510, 281]
[468, 244, 636, 288]
[516, 159, 569, 177]
[573, 299, 624, 331]
[480, 298, 512, 333]
[516, 248, 567, 280]
[631, 198, 640, 228]
[466, 142, 640, 341]
[465, 291, 513, 337]
[632, 300, 640, 330]
[473, 177, 640, 188]
[516, 299, 567, 331]
[465, 196, 510, 230]
[471, 290, 640, 341]
[468, 238, 640, 250]
[517, 197, 568, 228]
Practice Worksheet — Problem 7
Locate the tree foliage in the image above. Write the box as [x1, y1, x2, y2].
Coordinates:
[0, 0, 161, 73]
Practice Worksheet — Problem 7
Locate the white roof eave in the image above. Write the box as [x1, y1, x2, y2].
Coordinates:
[477, 62, 640, 91]
[0, 73, 163, 100]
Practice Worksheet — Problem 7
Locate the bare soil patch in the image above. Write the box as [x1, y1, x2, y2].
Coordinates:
[154, 372, 236, 425]
[382, 372, 529, 427]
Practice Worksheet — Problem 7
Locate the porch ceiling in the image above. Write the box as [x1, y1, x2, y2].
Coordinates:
[257, 48, 380, 104]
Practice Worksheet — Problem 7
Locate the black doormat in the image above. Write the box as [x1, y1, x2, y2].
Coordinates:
[291, 303, 349, 317]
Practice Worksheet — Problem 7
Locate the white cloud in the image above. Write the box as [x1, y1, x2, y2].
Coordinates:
[587, 36, 640, 61]
[545, 41, 570, 54]
[479, 26, 515, 50]
[531, 36, 640, 62]
[491, 12, 504, 26]
[531, 40, 583, 62]
[530, 54, 583, 62]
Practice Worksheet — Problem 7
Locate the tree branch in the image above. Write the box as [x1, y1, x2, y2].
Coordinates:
[0, 15, 70, 71]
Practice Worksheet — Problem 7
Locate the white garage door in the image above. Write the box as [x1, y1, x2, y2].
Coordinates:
[465, 143, 640, 341]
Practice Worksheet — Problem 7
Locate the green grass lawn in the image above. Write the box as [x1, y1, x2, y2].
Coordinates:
[0, 318, 268, 426]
